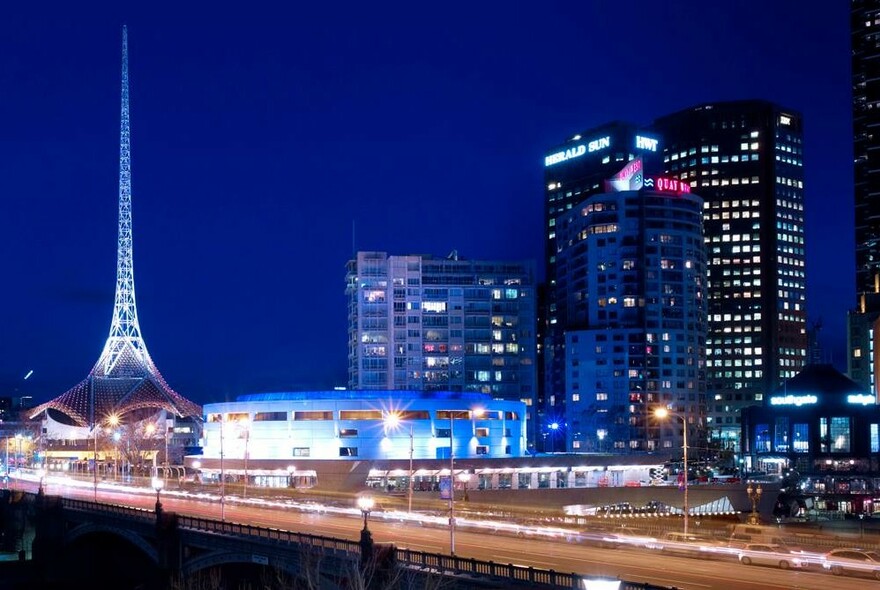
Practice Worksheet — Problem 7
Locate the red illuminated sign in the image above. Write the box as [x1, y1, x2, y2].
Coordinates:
[651, 177, 691, 194]
[605, 157, 644, 192]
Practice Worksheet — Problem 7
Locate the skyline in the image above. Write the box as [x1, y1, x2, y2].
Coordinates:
[0, 4, 853, 406]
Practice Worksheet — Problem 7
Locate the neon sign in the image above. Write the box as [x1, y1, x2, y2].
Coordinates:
[769, 395, 817, 406]
[605, 157, 643, 192]
[635, 135, 658, 152]
[847, 394, 876, 405]
[545, 145, 586, 166]
[649, 177, 691, 194]
[589, 136, 611, 152]
[544, 136, 611, 167]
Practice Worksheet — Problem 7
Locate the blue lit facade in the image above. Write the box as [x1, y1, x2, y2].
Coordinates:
[199, 390, 527, 463]
[556, 185, 707, 454]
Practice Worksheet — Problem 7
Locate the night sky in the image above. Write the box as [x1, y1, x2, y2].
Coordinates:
[0, 3, 852, 406]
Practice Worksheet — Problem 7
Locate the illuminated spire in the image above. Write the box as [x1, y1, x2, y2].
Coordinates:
[28, 26, 200, 428]
[98, 23, 146, 376]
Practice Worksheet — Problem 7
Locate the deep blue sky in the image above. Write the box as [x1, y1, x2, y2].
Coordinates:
[0, 3, 852, 406]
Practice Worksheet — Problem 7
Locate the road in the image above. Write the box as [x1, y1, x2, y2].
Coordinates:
[25, 475, 873, 589]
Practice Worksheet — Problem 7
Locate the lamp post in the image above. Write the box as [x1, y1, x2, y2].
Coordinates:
[655, 407, 690, 535]
[152, 476, 164, 517]
[448, 409, 457, 554]
[37, 468, 46, 497]
[219, 416, 226, 521]
[549, 422, 560, 453]
[746, 482, 763, 525]
[287, 464, 296, 488]
[408, 424, 414, 513]
[357, 495, 375, 566]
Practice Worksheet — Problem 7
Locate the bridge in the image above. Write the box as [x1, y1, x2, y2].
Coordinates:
[2, 490, 675, 589]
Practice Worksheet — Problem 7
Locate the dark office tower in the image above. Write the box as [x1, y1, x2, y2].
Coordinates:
[542, 122, 662, 448]
[653, 101, 807, 452]
[853, 1, 880, 294]
[849, 2, 880, 396]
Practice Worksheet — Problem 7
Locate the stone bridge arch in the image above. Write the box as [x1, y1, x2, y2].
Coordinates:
[182, 548, 351, 590]
[64, 521, 159, 565]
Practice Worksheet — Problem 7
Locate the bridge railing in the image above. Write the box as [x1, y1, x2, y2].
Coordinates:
[176, 514, 361, 554]
[395, 549, 584, 589]
[62, 497, 155, 523]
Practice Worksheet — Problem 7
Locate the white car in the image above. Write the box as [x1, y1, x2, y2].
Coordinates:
[738, 544, 806, 569]
[821, 548, 880, 579]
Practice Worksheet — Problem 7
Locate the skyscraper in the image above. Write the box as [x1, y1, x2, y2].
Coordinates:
[541, 122, 662, 446]
[557, 173, 707, 454]
[345, 252, 537, 437]
[848, 1, 880, 395]
[853, 0, 880, 295]
[653, 101, 807, 450]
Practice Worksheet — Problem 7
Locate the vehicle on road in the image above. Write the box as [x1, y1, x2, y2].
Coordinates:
[657, 532, 720, 558]
[737, 543, 807, 569]
[821, 548, 880, 579]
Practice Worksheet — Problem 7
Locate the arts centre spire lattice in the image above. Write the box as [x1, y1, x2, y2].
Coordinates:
[29, 26, 201, 428]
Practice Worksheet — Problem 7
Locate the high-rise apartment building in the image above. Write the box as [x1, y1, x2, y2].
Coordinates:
[346, 252, 537, 436]
[853, 0, 880, 295]
[557, 174, 707, 454]
[542, 122, 662, 446]
[653, 101, 808, 450]
[848, 2, 880, 395]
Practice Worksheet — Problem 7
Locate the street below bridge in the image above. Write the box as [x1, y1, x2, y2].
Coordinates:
[18, 475, 873, 590]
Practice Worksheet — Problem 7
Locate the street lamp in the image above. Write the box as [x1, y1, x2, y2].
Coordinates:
[357, 495, 375, 566]
[654, 407, 690, 535]
[152, 476, 164, 516]
[746, 482, 762, 525]
[549, 422, 560, 453]
[447, 407, 483, 554]
[447, 409, 458, 554]
[357, 495, 374, 532]
[219, 416, 226, 521]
